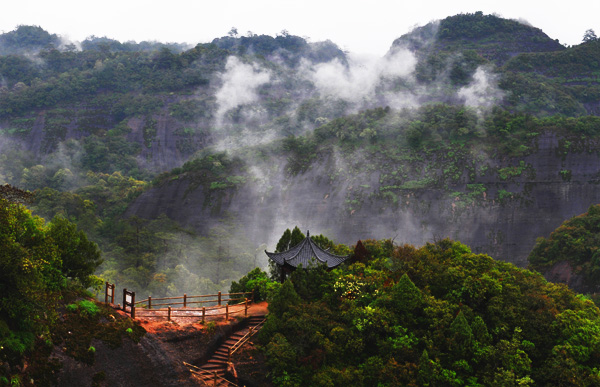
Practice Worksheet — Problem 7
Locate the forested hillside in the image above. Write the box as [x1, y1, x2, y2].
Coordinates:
[252, 238, 600, 386]
[3, 10, 600, 387]
[1, 12, 600, 317]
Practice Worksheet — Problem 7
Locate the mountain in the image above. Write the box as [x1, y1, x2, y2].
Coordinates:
[4, 13, 600, 386]
[1, 13, 600, 292]
[390, 12, 565, 66]
[126, 108, 600, 267]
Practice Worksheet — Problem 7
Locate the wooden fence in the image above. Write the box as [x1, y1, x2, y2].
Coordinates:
[103, 282, 254, 322]
[133, 291, 254, 321]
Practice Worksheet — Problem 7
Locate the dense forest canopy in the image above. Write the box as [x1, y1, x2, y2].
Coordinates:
[241, 237, 600, 386]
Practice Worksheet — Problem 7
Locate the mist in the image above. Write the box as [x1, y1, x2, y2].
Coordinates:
[457, 66, 504, 114]
[190, 32, 508, 272]
[215, 56, 272, 126]
[299, 48, 418, 107]
[0, 26, 515, 297]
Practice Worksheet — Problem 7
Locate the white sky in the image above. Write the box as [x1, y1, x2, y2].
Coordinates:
[2, 0, 599, 56]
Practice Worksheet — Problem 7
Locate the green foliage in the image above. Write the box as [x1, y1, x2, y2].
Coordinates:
[66, 300, 100, 318]
[229, 267, 272, 302]
[528, 204, 600, 290]
[204, 321, 216, 334]
[268, 279, 301, 318]
[77, 300, 100, 318]
[275, 228, 293, 253]
[47, 215, 103, 287]
[0, 199, 61, 359]
[260, 238, 600, 386]
[0, 25, 60, 55]
[390, 273, 423, 313]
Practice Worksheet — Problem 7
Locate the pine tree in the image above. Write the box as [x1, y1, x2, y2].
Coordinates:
[449, 311, 474, 356]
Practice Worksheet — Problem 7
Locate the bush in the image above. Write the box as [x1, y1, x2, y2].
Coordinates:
[229, 267, 272, 302]
[77, 300, 100, 318]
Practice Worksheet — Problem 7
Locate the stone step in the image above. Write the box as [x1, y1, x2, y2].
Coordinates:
[202, 363, 226, 370]
[207, 359, 227, 364]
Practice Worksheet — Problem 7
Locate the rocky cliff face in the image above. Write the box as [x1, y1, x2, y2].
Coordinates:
[126, 132, 600, 267]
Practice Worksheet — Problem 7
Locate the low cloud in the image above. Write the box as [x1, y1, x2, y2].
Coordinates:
[300, 48, 417, 105]
[457, 67, 504, 113]
[215, 56, 271, 125]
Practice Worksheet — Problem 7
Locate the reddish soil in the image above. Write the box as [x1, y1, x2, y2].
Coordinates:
[137, 302, 269, 333]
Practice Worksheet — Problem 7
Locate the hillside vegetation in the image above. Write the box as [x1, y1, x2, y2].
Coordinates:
[254, 238, 600, 386]
[2, 11, 600, 386]
[1, 13, 600, 301]
[0, 185, 107, 385]
[529, 204, 600, 294]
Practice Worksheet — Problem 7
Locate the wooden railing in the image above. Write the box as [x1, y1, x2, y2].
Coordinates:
[184, 362, 239, 387]
[134, 290, 254, 309]
[229, 317, 266, 358]
[102, 283, 254, 322]
[132, 291, 254, 321]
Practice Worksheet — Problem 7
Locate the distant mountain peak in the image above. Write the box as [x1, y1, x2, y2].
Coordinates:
[390, 12, 565, 65]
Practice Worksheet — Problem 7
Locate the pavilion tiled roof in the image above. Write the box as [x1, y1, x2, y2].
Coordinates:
[265, 231, 349, 269]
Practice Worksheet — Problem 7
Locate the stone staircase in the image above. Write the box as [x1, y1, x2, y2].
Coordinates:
[186, 315, 266, 386]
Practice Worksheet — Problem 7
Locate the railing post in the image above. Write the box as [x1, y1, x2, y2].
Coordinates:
[110, 284, 115, 304]
[202, 307, 206, 324]
[218, 291, 221, 306]
[245, 298, 248, 317]
[131, 291, 136, 319]
[122, 288, 127, 311]
[225, 304, 229, 320]
[148, 296, 152, 310]
[168, 306, 171, 321]
[105, 282, 109, 304]
[213, 371, 218, 386]
[184, 293, 187, 308]
[252, 289, 255, 303]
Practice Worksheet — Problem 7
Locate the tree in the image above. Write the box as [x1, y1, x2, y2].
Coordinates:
[275, 228, 292, 253]
[0, 198, 61, 362]
[47, 215, 103, 288]
[583, 29, 598, 42]
[352, 240, 369, 264]
[229, 267, 272, 302]
[268, 279, 300, 317]
[228, 27, 238, 37]
[449, 311, 474, 357]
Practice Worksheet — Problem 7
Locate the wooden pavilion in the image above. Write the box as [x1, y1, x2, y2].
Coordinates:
[265, 231, 349, 282]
